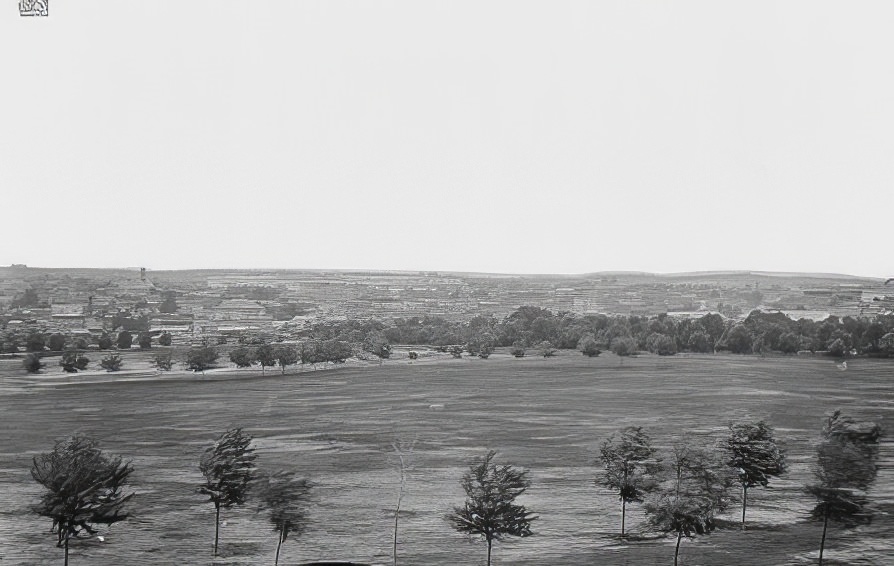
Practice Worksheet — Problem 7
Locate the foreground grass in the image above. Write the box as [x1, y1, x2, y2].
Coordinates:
[0, 352, 891, 565]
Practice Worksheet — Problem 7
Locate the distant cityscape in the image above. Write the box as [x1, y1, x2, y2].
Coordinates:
[0, 265, 890, 345]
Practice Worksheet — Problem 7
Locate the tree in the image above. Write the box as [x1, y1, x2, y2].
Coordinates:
[31, 436, 134, 566]
[256, 343, 277, 374]
[390, 437, 416, 566]
[27, 332, 47, 352]
[158, 294, 178, 313]
[154, 351, 173, 371]
[60, 349, 90, 373]
[725, 325, 753, 354]
[48, 333, 67, 352]
[510, 341, 526, 358]
[447, 450, 536, 566]
[466, 332, 495, 359]
[137, 332, 152, 349]
[644, 443, 733, 566]
[257, 470, 312, 566]
[24, 353, 44, 373]
[198, 428, 257, 556]
[538, 341, 556, 358]
[646, 333, 677, 356]
[97, 333, 113, 350]
[806, 411, 881, 565]
[158, 332, 173, 347]
[598, 427, 660, 536]
[187, 345, 218, 373]
[364, 331, 392, 359]
[577, 334, 601, 357]
[275, 345, 299, 374]
[229, 346, 256, 368]
[723, 420, 786, 528]
[100, 354, 122, 372]
[449, 345, 464, 359]
[116, 331, 133, 350]
[611, 336, 636, 357]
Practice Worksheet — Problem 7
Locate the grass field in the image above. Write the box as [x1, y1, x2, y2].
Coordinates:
[0, 352, 891, 565]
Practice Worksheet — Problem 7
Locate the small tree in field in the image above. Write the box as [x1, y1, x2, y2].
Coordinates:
[449, 345, 464, 359]
[60, 348, 90, 373]
[229, 346, 256, 368]
[390, 437, 416, 566]
[599, 427, 660, 536]
[645, 443, 733, 566]
[116, 331, 133, 350]
[275, 345, 299, 374]
[137, 332, 152, 349]
[257, 470, 312, 566]
[447, 450, 536, 566]
[538, 341, 556, 358]
[723, 420, 786, 528]
[100, 354, 122, 372]
[31, 436, 134, 566]
[154, 351, 173, 371]
[256, 343, 277, 374]
[510, 341, 526, 358]
[97, 333, 113, 350]
[158, 332, 173, 346]
[24, 353, 45, 373]
[187, 345, 218, 373]
[806, 411, 881, 565]
[199, 428, 257, 556]
[578, 334, 602, 357]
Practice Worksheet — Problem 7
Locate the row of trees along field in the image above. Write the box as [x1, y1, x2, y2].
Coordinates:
[29, 412, 881, 566]
[5, 307, 894, 365]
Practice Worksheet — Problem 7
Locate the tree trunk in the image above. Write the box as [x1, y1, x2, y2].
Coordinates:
[621, 497, 626, 536]
[393, 489, 402, 566]
[274, 528, 283, 566]
[674, 530, 682, 566]
[487, 538, 492, 566]
[64, 532, 69, 566]
[214, 504, 221, 556]
[741, 484, 747, 529]
[819, 509, 829, 565]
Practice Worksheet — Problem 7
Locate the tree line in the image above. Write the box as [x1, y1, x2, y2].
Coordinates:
[29, 411, 881, 566]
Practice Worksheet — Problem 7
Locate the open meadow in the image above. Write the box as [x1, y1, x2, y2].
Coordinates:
[0, 352, 891, 565]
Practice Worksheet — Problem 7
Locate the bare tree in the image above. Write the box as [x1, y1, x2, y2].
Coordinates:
[198, 428, 257, 556]
[31, 436, 134, 566]
[723, 420, 786, 528]
[257, 470, 312, 566]
[447, 450, 536, 566]
[390, 437, 416, 565]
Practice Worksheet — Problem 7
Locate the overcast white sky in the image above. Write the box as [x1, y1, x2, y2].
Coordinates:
[1, 1, 892, 277]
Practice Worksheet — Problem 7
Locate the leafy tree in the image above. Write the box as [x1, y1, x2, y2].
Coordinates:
[257, 470, 312, 566]
[198, 428, 257, 556]
[611, 336, 636, 357]
[408, 351, 418, 360]
[447, 450, 536, 566]
[320, 339, 353, 363]
[158, 332, 173, 346]
[60, 349, 89, 373]
[100, 354, 122, 372]
[646, 333, 677, 356]
[229, 346, 256, 368]
[510, 341, 526, 358]
[137, 332, 152, 349]
[24, 353, 45, 373]
[723, 421, 786, 528]
[449, 345, 464, 359]
[538, 341, 556, 358]
[806, 411, 881, 565]
[256, 343, 277, 374]
[686, 331, 713, 353]
[154, 351, 173, 371]
[48, 333, 67, 352]
[466, 332, 495, 359]
[364, 331, 392, 359]
[275, 345, 299, 375]
[31, 435, 134, 566]
[577, 334, 601, 357]
[27, 332, 47, 352]
[12, 287, 41, 308]
[598, 427, 660, 535]
[725, 325, 753, 354]
[645, 444, 733, 566]
[158, 294, 178, 313]
[116, 331, 133, 350]
[187, 345, 218, 373]
[97, 333, 113, 350]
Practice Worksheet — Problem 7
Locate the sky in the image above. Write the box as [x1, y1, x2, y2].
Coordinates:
[1, 1, 892, 278]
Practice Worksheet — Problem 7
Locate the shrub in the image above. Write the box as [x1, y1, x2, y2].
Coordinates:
[577, 334, 601, 357]
[24, 353, 44, 373]
[100, 354, 123, 372]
